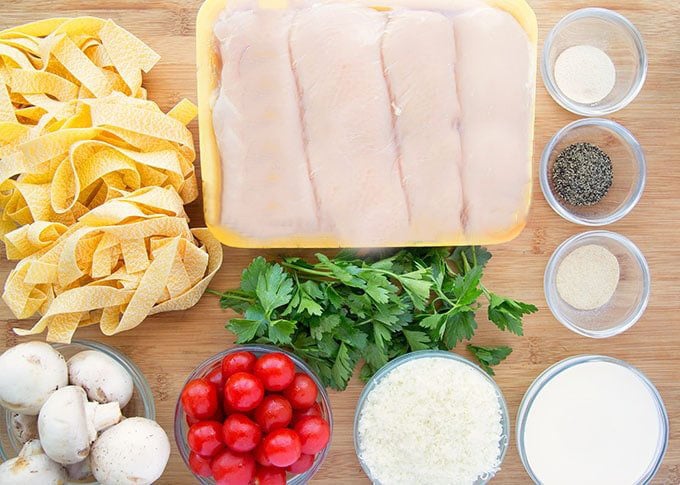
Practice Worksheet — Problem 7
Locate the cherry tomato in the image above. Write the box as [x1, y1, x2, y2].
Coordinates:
[211, 449, 255, 485]
[253, 353, 296, 391]
[254, 395, 293, 433]
[294, 416, 330, 455]
[222, 351, 257, 378]
[223, 413, 262, 453]
[287, 453, 315, 474]
[283, 373, 318, 410]
[225, 372, 265, 412]
[262, 428, 302, 468]
[255, 443, 272, 467]
[189, 451, 212, 477]
[292, 402, 322, 425]
[207, 366, 225, 394]
[181, 379, 220, 420]
[188, 421, 224, 457]
[186, 414, 201, 427]
[254, 466, 286, 485]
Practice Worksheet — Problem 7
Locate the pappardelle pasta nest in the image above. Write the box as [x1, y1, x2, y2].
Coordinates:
[0, 17, 222, 342]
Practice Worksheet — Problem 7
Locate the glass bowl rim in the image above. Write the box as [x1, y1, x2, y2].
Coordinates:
[173, 344, 333, 485]
[0, 339, 156, 463]
[516, 354, 669, 484]
[352, 350, 510, 485]
[540, 7, 648, 116]
[539, 117, 646, 226]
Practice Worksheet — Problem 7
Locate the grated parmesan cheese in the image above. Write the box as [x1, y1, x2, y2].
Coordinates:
[357, 356, 503, 485]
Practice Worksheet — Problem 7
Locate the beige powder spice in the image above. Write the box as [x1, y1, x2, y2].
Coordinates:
[556, 244, 620, 310]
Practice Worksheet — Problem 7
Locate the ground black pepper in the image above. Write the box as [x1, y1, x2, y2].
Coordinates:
[552, 142, 613, 206]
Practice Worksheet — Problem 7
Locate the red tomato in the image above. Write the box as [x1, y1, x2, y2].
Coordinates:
[222, 351, 257, 378]
[223, 413, 262, 453]
[294, 416, 330, 455]
[225, 372, 265, 412]
[283, 373, 318, 410]
[207, 366, 225, 393]
[186, 414, 201, 427]
[261, 428, 302, 468]
[253, 353, 296, 391]
[188, 421, 224, 457]
[211, 449, 255, 485]
[287, 453, 315, 474]
[254, 466, 286, 485]
[189, 451, 212, 477]
[255, 444, 272, 467]
[181, 379, 220, 420]
[292, 402, 322, 425]
[254, 395, 293, 433]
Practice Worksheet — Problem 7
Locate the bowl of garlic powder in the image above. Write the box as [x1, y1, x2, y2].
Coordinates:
[544, 230, 650, 338]
[541, 8, 647, 116]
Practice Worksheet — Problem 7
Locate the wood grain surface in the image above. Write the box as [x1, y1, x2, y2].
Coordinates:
[1, 0, 679, 483]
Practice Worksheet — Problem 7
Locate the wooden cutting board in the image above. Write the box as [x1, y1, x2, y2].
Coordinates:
[1, 0, 679, 483]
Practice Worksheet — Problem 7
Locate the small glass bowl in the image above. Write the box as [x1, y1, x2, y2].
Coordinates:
[174, 345, 332, 484]
[544, 230, 650, 338]
[542, 8, 647, 116]
[0, 339, 155, 482]
[540, 118, 646, 225]
[353, 351, 509, 484]
[516, 355, 668, 483]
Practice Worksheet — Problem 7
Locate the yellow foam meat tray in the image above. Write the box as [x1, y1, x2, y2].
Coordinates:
[196, 0, 538, 248]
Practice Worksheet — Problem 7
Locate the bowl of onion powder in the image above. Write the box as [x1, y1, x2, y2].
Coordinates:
[353, 351, 509, 485]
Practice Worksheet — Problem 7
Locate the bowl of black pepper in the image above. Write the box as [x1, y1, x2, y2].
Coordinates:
[540, 118, 646, 225]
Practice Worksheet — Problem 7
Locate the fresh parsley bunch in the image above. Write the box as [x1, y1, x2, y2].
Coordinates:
[212, 247, 537, 390]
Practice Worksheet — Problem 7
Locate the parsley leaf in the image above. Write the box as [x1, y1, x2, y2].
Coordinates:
[256, 264, 294, 316]
[487, 293, 538, 336]
[403, 329, 432, 351]
[467, 344, 513, 375]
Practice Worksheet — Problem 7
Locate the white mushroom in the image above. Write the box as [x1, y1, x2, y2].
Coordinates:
[90, 417, 170, 485]
[68, 350, 134, 408]
[38, 386, 122, 465]
[0, 439, 67, 484]
[0, 341, 68, 415]
[65, 459, 93, 482]
[10, 412, 38, 445]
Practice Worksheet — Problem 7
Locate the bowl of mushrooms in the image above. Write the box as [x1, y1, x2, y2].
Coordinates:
[0, 340, 169, 484]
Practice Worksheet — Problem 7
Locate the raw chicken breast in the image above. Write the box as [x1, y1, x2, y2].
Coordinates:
[206, 0, 535, 247]
[289, 3, 410, 244]
[452, 6, 534, 240]
[382, 9, 464, 242]
[212, 9, 319, 239]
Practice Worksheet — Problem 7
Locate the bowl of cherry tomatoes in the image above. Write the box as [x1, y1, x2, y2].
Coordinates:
[175, 345, 333, 484]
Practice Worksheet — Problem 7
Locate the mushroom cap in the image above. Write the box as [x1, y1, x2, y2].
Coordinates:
[0, 342, 67, 415]
[91, 417, 170, 485]
[38, 386, 93, 465]
[68, 350, 134, 408]
[0, 440, 67, 485]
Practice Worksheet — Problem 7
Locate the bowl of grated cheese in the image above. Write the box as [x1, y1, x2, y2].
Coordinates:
[353, 351, 509, 485]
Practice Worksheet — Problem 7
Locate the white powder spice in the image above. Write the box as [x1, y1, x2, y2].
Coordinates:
[357, 357, 503, 485]
[556, 244, 620, 310]
[554, 45, 616, 104]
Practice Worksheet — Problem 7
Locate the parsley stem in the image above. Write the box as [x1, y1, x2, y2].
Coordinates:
[280, 262, 331, 278]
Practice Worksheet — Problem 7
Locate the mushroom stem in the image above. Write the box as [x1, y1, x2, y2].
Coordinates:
[10, 413, 38, 445]
[86, 401, 122, 438]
